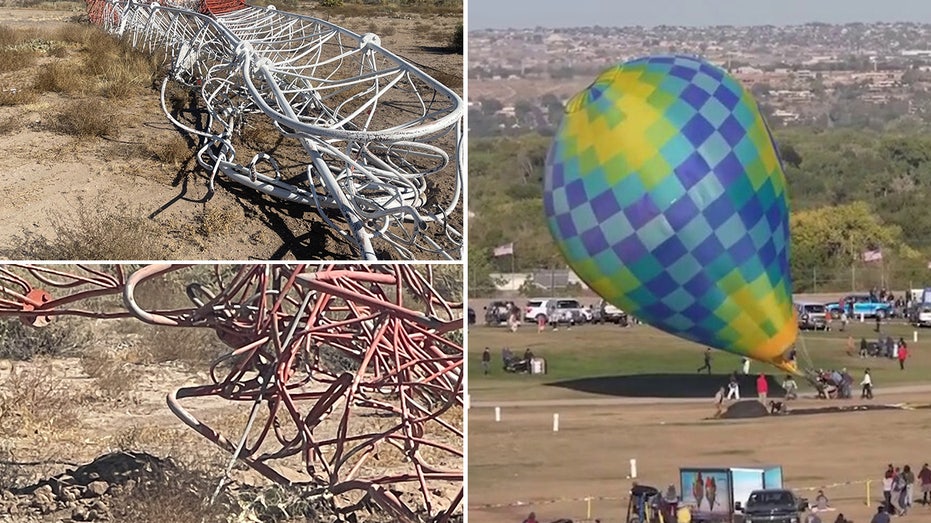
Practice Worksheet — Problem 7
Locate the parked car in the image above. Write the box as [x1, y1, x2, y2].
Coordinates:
[484, 301, 512, 326]
[825, 294, 893, 319]
[794, 301, 828, 331]
[912, 303, 931, 327]
[523, 298, 585, 325]
[598, 299, 629, 325]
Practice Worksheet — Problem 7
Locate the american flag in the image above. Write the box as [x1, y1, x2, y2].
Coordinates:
[862, 249, 883, 263]
[493, 243, 514, 257]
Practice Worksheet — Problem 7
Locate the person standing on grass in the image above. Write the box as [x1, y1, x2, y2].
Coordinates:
[882, 465, 895, 513]
[713, 386, 725, 418]
[726, 374, 740, 400]
[697, 348, 712, 374]
[861, 369, 873, 399]
[897, 343, 908, 370]
[756, 373, 768, 402]
[481, 348, 491, 375]
[741, 357, 750, 375]
[900, 465, 915, 515]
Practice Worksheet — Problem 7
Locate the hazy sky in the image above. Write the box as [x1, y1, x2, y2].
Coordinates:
[469, 0, 931, 29]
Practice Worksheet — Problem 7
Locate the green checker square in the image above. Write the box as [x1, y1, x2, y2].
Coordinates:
[693, 71, 724, 95]
[658, 133, 697, 173]
[715, 214, 747, 250]
[562, 235, 590, 264]
[593, 249, 623, 282]
[665, 313, 695, 332]
[635, 215, 675, 252]
[626, 284, 660, 311]
[746, 274, 773, 300]
[667, 253, 703, 285]
[698, 95, 730, 128]
[748, 219, 772, 250]
[601, 152, 632, 186]
[717, 266, 748, 296]
[732, 96, 759, 130]
[737, 256, 766, 285]
[637, 154, 674, 191]
[645, 116, 681, 149]
[606, 264, 642, 298]
[613, 171, 648, 208]
[698, 132, 733, 170]
[649, 174, 687, 212]
[658, 74, 691, 98]
[600, 208, 635, 246]
[675, 213, 714, 252]
[665, 98, 699, 129]
[686, 170, 725, 210]
[578, 144, 604, 176]
[724, 170, 756, 209]
[628, 252, 665, 285]
[645, 83, 679, 112]
[661, 286, 697, 313]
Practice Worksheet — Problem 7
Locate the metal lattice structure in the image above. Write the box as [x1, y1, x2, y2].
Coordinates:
[0, 264, 464, 522]
[84, 0, 464, 261]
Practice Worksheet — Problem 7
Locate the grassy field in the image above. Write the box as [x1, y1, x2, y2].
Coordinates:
[468, 319, 930, 402]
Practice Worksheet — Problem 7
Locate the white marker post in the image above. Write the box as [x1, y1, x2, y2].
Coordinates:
[553, 413, 560, 432]
[494, 406, 501, 422]
[630, 458, 638, 479]
[860, 313, 865, 323]
[465, 393, 471, 411]
[914, 331, 919, 343]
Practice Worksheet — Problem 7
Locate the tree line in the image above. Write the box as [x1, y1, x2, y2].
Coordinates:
[469, 128, 931, 295]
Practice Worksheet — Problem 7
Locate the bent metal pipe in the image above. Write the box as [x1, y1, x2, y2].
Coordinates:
[0, 264, 464, 522]
[84, 0, 464, 261]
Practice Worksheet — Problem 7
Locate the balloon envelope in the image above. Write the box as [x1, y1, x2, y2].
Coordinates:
[543, 55, 797, 367]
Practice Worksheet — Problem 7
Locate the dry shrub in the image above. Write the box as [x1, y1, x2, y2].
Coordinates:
[0, 361, 81, 437]
[82, 33, 161, 96]
[0, 88, 37, 106]
[0, 317, 89, 361]
[33, 61, 86, 93]
[109, 465, 232, 523]
[80, 347, 141, 397]
[126, 326, 226, 368]
[56, 23, 95, 45]
[0, 115, 18, 134]
[149, 133, 190, 167]
[239, 119, 282, 150]
[0, 49, 36, 73]
[198, 204, 243, 238]
[55, 98, 118, 137]
[4, 200, 177, 260]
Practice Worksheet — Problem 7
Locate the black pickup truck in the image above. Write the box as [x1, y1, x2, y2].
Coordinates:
[735, 489, 807, 523]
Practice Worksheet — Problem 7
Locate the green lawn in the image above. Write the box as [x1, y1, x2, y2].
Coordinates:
[468, 320, 930, 402]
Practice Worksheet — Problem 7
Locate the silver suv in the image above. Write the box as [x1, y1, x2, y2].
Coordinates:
[524, 298, 585, 325]
[795, 302, 828, 331]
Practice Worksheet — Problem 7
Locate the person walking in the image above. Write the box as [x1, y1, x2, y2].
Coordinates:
[861, 369, 873, 399]
[901, 465, 915, 515]
[697, 348, 712, 374]
[918, 463, 931, 505]
[481, 348, 491, 375]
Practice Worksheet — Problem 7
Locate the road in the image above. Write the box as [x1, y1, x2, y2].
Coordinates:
[469, 383, 931, 408]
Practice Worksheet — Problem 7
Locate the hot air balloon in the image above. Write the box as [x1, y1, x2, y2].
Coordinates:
[543, 55, 798, 371]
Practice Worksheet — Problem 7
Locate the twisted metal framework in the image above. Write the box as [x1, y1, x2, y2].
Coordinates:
[0, 264, 464, 522]
[85, 0, 464, 260]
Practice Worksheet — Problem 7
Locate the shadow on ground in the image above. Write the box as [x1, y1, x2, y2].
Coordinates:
[544, 373, 788, 399]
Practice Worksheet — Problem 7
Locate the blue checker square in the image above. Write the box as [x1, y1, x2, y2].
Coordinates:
[674, 151, 713, 190]
[580, 226, 611, 256]
[660, 134, 699, 174]
[681, 113, 715, 148]
[712, 152, 745, 187]
[701, 194, 735, 229]
[665, 195, 701, 230]
[548, 159, 565, 189]
[718, 115, 748, 147]
[555, 212, 578, 240]
[713, 82, 741, 109]
[624, 193, 662, 230]
[692, 233, 726, 266]
[590, 188, 623, 222]
[727, 234, 757, 266]
[641, 299, 677, 319]
[613, 232, 649, 263]
[669, 64, 699, 82]
[738, 198, 766, 230]
[653, 234, 689, 267]
[738, 255, 766, 283]
[699, 61, 725, 81]
[681, 83, 712, 109]
[543, 190, 555, 216]
[692, 71, 725, 97]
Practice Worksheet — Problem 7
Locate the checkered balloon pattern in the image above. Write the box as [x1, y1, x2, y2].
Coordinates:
[543, 55, 798, 365]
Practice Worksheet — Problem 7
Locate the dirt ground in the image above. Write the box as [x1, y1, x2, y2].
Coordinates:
[0, 4, 463, 261]
[468, 392, 931, 523]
